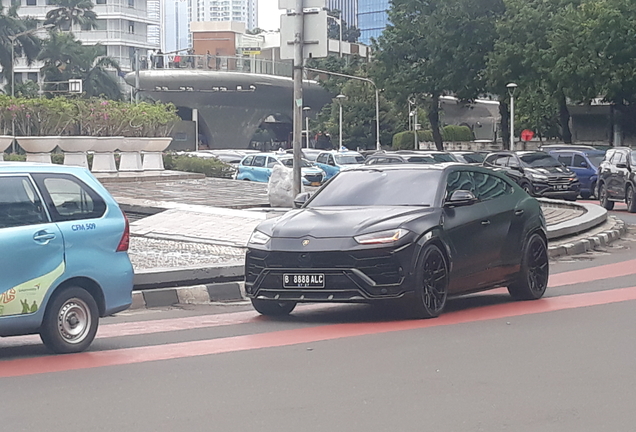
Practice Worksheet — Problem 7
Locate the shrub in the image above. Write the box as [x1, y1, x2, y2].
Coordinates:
[442, 125, 474, 142]
[163, 153, 235, 179]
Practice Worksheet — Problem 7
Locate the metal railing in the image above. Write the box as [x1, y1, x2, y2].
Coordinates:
[141, 54, 293, 78]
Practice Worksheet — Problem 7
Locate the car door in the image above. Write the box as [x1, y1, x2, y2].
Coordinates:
[442, 170, 499, 292]
[0, 175, 64, 318]
[317, 154, 339, 179]
[611, 151, 629, 197]
[237, 155, 254, 180]
[250, 155, 268, 182]
[571, 153, 591, 190]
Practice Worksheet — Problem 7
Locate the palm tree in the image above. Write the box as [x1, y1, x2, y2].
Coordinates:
[44, 0, 97, 32]
[39, 32, 121, 100]
[0, 4, 42, 94]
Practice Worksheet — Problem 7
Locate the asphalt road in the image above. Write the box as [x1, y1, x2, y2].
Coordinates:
[2, 232, 636, 432]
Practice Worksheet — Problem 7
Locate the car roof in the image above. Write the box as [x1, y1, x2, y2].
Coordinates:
[0, 162, 90, 175]
[548, 149, 606, 155]
[318, 149, 363, 156]
[345, 162, 477, 174]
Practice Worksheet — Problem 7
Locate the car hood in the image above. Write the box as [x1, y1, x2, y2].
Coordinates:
[526, 166, 573, 176]
[260, 206, 436, 239]
[301, 166, 324, 175]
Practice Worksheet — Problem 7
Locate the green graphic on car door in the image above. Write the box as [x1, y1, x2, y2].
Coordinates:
[0, 261, 65, 317]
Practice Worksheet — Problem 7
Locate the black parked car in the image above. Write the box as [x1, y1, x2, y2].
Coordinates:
[364, 151, 457, 165]
[483, 151, 580, 201]
[597, 147, 636, 212]
[245, 164, 548, 319]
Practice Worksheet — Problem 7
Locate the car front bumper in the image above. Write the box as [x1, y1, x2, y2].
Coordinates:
[245, 244, 419, 303]
[532, 180, 580, 199]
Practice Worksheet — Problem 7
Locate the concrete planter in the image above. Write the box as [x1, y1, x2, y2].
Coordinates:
[58, 136, 98, 169]
[16, 136, 61, 163]
[91, 137, 122, 173]
[119, 137, 147, 172]
[0, 136, 13, 161]
[142, 137, 172, 171]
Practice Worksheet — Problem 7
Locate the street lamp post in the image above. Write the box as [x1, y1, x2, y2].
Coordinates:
[305, 67, 381, 151]
[336, 94, 346, 149]
[303, 106, 311, 148]
[507, 83, 518, 151]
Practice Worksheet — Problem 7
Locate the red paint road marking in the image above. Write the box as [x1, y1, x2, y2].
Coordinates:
[2, 286, 636, 378]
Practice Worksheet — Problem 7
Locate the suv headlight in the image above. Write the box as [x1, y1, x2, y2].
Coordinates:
[354, 228, 410, 245]
[248, 230, 271, 245]
[527, 172, 548, 181]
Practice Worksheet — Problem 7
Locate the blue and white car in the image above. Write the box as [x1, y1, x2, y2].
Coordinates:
[0, 162, 133, 353]
[314, 149, 365, 180]
[236, 152, 326, 185]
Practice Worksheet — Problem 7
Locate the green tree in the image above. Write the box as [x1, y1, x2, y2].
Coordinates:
[374, 0, 504, 150]
[44, 0, 98, 32]
[0, 4, 42, 94]
[39, 31, 121, 99]
[487, 0, 582, 145]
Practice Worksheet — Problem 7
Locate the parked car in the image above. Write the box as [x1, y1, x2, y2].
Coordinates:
[483, 151, 580, 200]
[236, 152, 326, 185]
[284, 148, 323, 162]
[0, 162, 133, 353]
[597, 147, 636, 212]
[314, 149, 365, 180]
[395, 150, 458, 163]
[548, 149, 606, 199]
[450, 151, 488, 165]
[245, 164, 548, 318]
[539, 144, 596, 152]
[365, 152, 438, 165]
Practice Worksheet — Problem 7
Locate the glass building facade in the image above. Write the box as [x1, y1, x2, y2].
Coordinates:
[357, 0, 389, 44]
[328, 0, 358, 28]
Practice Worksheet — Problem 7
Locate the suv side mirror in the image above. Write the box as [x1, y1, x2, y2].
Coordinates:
[445, 190, 477, 207]
[294, 192, 312, 208]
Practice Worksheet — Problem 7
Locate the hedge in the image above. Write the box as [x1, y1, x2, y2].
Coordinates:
[392, 125, 474, 150]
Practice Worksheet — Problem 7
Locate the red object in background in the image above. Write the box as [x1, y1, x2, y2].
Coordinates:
[521, 129, 535, 142]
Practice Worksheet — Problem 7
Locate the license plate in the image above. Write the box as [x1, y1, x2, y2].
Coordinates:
[311, 182, 321, 186]
[283, 273, 325, 288]
[553, 184, 569, 190]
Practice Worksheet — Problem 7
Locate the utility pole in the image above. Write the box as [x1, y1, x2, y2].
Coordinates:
[291, 0, 304, 197]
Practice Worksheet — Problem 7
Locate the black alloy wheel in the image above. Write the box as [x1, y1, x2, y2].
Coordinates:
[626, 185, 636, 213]
[521, 182, 533, 196]
[599, 183, 615, 210]
[411, 244, 449, 318]
[508, 234, 549, 300]
[251, 298, 297, 316]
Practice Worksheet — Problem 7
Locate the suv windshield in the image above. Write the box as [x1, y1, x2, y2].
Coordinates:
[431, 153, 456, 162]
[307, 169, 441, 207]
[519, 153, 561, 168]
[335, 154, 365, 165]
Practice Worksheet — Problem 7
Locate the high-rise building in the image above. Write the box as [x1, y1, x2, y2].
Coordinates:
[327, 0, 357, 28]
[164, 0, 190, 52]
[187, 0, 258, 46]
[3, 0, 160, 89]
[357, 0, 388, 44]
[147, 0, 162, 47]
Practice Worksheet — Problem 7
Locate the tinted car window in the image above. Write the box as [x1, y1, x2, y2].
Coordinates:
[615, 152, 627, 165]
[573, 154, 586, 167]
[407, 156, 436, 164]
[252, 155, 266, 167]
[631, 151, 636, 166]
[280, 158, 312, 168]
[431, 153, 456, 163]
[461, 153, 485, 164]
[558, 155, 574, 166]
[491, 155, 510, 166]
[242, 155, 254, 166]
[507, 157, 520, 167]
[308, 170, 442, 207]
[519, 153, 561, 168]
[473, 171, 513, 201]
[446, 171, 476, 198]
[316, 154, 328, 164]
[588, 154, 604, 167]
[0, 176, 47, 228]
[266, 157, 278, 168]
[38, 176, 106, 222]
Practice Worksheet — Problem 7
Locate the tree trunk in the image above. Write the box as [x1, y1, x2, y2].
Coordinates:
[428, 94, 444, 151]
[557, 91, 573, 144]
[499, 99, 510, 150]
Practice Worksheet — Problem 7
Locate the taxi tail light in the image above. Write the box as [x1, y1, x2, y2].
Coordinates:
[116, 213, 130, 252]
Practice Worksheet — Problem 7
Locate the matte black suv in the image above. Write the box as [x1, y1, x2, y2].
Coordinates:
[597, 147, 636, 212]
[483, 151, 580, 200]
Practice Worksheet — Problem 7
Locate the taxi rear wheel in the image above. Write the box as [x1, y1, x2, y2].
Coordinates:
[40, 287, 99, 354]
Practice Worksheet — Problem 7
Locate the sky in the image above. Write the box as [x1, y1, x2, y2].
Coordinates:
[258, 0, 284, 31]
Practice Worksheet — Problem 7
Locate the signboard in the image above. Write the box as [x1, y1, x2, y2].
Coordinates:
[521, 129, 534, 142]
[280, 10, 328, 60]
[241, 47, 261, 55]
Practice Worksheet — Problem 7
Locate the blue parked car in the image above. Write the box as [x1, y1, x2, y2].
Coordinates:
[314, 149, 365, 180]
[0, 162, 133, 353]
[236, 152, 326, 185]
[548, 149, 606, 199]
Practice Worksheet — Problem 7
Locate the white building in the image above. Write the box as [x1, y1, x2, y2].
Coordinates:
[187, 0, 257, 47]
[163, 0, 189, 52]
[4, 0, 160, 92]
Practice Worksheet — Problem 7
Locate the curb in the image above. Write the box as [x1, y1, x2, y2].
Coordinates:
[131, 281, 245, 310]
[537, 198, 608, 239]
[548, 216, 627, 258]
